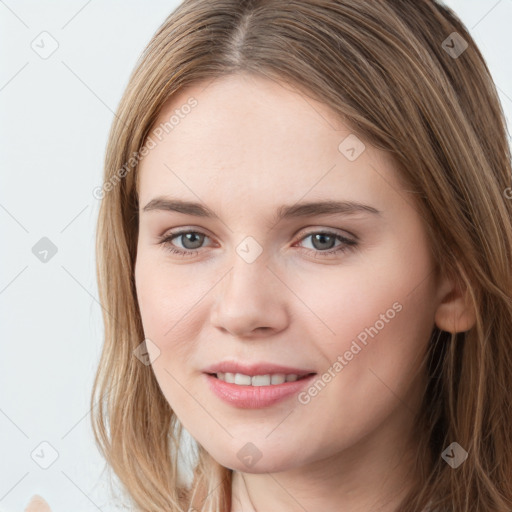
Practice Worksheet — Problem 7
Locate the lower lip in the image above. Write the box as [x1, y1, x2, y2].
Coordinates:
[204, 373, 316, 409]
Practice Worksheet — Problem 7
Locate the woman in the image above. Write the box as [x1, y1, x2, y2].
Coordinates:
[29, 1, 512, 511]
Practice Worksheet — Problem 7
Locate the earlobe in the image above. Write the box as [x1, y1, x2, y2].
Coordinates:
[434, 275, 477, 333]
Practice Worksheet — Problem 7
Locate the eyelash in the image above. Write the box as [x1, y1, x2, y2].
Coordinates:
[157, 229, 358, 259]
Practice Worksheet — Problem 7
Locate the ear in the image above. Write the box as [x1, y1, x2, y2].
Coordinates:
[434, 272, 476, 333]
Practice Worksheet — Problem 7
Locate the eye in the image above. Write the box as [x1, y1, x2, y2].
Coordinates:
[295, 231, 357, 257]
[158, 230, 211, 257]
[157, 229, 358, 258]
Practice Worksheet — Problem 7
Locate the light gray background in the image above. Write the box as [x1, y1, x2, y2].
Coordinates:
[1, 1, 511, 511]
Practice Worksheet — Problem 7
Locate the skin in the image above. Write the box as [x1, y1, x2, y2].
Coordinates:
[134, 73, 475, 512]
[24, 496, 51, 512]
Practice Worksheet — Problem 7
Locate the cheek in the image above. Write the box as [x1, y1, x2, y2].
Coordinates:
[311, 256, 435, 406]
[134, 252, 211, 362]
[134, 254, 204, 416]
[323, 273, 433, 353]
[297, 235, 437, 382]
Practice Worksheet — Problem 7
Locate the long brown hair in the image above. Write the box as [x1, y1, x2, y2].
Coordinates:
[91, 1, 512, 510]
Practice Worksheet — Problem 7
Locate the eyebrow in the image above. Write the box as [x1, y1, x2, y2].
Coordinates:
[142, 197, 381, 225]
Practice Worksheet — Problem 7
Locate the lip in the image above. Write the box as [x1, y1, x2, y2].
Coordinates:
[204, 368, 317, 409]
[202, 360, 316, 377]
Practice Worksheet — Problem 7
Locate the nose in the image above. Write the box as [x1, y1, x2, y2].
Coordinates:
[210, 256, 289, 338]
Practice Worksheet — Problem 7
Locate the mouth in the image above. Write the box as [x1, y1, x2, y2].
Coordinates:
[204, 371, 318, 409]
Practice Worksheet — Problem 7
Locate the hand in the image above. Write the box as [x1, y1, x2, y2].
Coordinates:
[24, 495, 52, 512]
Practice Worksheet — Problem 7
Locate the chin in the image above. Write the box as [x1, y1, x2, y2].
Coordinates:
[209, 445, 305, 474]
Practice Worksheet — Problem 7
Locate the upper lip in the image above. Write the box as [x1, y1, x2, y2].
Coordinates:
[202, 361, 316, 377]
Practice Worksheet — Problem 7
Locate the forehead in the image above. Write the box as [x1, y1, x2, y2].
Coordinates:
[137, 73, 403, 213]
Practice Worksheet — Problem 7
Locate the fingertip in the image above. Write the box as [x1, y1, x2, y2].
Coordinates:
[24, 494, 52, 512]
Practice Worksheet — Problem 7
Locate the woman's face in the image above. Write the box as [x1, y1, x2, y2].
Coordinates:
[135, 73, 444, 474]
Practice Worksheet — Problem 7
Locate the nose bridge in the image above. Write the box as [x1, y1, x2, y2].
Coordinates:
[222, 248, 273, 310]
[225, 232, 272, 293]
[210, 246, 288, 336]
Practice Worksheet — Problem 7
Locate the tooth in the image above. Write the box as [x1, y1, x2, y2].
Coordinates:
[234, 373, 252, 385]
[251, 374, 271, 386]
[271, 373, 286, 385]
[216, 372, 305, 385]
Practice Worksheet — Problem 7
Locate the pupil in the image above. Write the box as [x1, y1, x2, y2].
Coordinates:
[183, 233, 203, 249]
[314, 233, 334, 250]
